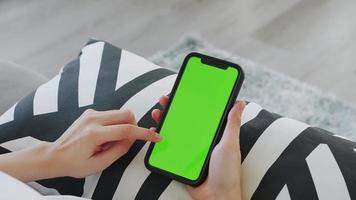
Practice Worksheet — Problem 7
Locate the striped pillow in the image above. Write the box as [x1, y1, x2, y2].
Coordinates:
[0, 40, 355, 200]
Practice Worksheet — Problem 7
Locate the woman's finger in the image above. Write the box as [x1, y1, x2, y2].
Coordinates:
[151, 95, 168, 123]
[151, 109, 163, 124]
[220, 101, 245, 147]
[159, 95, 169, 108]
[92, 140, 131, 168]
[97, 124, 162, 144]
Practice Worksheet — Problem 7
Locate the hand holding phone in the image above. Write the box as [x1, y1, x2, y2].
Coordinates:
[151, 96, 245, 200]
[145, 53, 245, 186]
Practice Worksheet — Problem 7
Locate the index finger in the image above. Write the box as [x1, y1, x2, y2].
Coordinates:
[98, 124, 162, 144]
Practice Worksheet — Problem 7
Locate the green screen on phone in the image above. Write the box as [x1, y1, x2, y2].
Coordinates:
[148, 56, 239, 181]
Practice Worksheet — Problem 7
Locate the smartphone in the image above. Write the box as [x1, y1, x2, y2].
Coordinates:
[144, 52, 244, 185]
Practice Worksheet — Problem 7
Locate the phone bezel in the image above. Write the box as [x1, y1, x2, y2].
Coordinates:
[144, 52, 245, 186]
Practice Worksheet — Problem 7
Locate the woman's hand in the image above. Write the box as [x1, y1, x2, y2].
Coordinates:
[49, 109, 162, 179]
[0, 109, 161, 182]
[151, 95, 245, 200]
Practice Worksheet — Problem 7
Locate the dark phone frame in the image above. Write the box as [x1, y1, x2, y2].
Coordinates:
[144, 52, 245, 186]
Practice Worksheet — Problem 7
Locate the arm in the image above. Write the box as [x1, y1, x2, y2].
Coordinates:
[0, 141, 53, 182]
[152, 95, 245, 200]
[0, 109, 161, 182]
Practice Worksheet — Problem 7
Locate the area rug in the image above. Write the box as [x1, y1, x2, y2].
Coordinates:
[149, 34, 356, 140]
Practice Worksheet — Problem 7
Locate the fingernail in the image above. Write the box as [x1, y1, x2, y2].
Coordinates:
[155, 133, 162, 140]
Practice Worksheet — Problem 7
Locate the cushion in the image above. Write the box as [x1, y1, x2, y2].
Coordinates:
[0, 40, 355, 200]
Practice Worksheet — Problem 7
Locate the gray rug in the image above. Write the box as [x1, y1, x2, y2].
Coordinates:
[150, 35, 356, 140]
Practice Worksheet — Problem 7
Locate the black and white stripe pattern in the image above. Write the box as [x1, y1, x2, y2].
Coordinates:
[0, 40, 355, 200]
[240, 107, 355, 200]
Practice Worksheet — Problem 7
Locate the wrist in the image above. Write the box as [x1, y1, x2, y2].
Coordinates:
[0, 141, 55, 182]
[31, 141, 59, 180]
[221, 191, 242, 200]
[206, 192, 241, 200]
[22, 141, 56, 182]
[192, 185, 241, 200]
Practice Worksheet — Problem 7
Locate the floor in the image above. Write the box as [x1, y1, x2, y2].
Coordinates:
[1, 0, 356, 104]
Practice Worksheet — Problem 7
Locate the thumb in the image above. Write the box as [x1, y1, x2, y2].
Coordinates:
[220, 101, 245, 146]
[92, 140, 131, 168]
